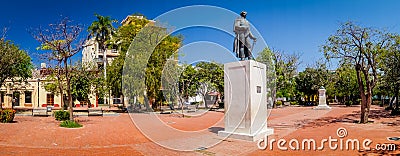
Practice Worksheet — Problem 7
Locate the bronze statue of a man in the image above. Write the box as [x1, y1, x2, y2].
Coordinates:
[233, 11, 257, 60]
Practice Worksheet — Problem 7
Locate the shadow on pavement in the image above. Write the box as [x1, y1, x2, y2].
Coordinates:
[208, 127, 224, 134]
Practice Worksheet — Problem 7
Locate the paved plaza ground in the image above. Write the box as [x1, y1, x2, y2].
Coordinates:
[0, 104, 399, 155]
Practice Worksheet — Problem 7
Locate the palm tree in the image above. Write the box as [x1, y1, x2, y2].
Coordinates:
[88, 14, 116, 107]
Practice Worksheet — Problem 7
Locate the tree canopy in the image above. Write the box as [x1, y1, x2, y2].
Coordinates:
[322, 22, 392, 123]
[0, 38, 33, 86]
[33, 17, 84, 120]
[0, 36, 33, 109]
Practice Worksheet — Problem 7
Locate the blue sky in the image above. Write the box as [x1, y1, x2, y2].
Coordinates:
[1, 0, 400, 71]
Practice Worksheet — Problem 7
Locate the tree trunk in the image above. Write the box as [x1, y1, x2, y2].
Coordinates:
[203, 96, 208, 109]
[58, 83, 64, 111]
[389, 96, 395, 109]
[68, 80, 73, 120]
[360, 86, 373, 123]
[343, 96, 347, 105]
[395, 86, 399, 109]
[272, 88, 277, 108]
[356, 68, 370, 124]
[360, 93, 368, 123]
[56, 63, 64, 111]
[64, 59, 73, 121]
[1, 79, 5, 109]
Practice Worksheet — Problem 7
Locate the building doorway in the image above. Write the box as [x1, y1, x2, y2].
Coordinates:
[12, 92, 20, 107]
[46, 94, 54, 106]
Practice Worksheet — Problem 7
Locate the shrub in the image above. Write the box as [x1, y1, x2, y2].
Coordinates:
[191, 102, 200, 105]
[355, 99, 361, 105]
[391, 109, 400, 115]
[54, 110, 70, 121]
[0, 109, 16, 123]
[372, 100, 379, 105]
[60, 120, 82, 128]
[345, 101, 353, 106]
[218, 102, 224, 108]
[385, 106, 394, 111]
[290, 101, 299, 105]
[276, 101, 283, 106]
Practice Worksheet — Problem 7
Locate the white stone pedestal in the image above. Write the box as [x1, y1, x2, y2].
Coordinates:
[218, 60, 273, 141]
[314, 87, 331, 110]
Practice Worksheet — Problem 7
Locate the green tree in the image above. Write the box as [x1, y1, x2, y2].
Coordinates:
[42, 73, 66, 108]
[106, 15, 149, 106]
[295, 62, 330, 104]
[122, 22, 182, 111]
[195, 62, 224, 108]
[322, 22, 391, 123]
[146, 35, 182, 110]
[33, 17, 83, 120]
[88, 14, 117, 107]
[161, 59, 182, 108]
[112, 16, 149, 52]
[332, 62, 359, 105]
[0, 36, 33, 109]
[178, 65, 199, 105]
[70, 64, 92, 104]
[256, 48, 299, 107]
[88, 14, 116, 54]
[380, 34, 400, 113]
[256, 48, 276, 107]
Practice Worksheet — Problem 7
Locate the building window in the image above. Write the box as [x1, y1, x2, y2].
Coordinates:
[25, 91, 32, 103]
[46, 94, 54, 105]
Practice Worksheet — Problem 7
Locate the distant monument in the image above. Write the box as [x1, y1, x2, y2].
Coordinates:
[233, 11, 257, 60]
[314, 86, 331, 110]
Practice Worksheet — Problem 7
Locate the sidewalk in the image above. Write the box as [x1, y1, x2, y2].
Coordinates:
[1, 105, 399, 155]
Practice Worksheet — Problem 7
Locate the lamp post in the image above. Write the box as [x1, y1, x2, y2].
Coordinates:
[37, 78, 40, 107]
[103, 48, 108, 108]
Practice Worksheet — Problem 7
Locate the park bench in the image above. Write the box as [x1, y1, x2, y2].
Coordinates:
[187, 104, 198, 113]
[160, 105, 172, 114]
[88, 108, 103, 116]
[32, 108, 48, 116]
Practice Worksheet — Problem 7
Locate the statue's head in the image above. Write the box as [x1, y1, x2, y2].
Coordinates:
[240, 11, 247, 18]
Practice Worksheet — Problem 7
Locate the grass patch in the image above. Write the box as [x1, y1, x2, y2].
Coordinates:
[60, 120, 82, 128]
[195, 149, 215, 156]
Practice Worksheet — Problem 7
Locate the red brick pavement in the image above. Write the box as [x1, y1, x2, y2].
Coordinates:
[1, 105, 399, 155]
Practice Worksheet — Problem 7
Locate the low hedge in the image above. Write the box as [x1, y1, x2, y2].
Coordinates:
[0, 109, 16, 123]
